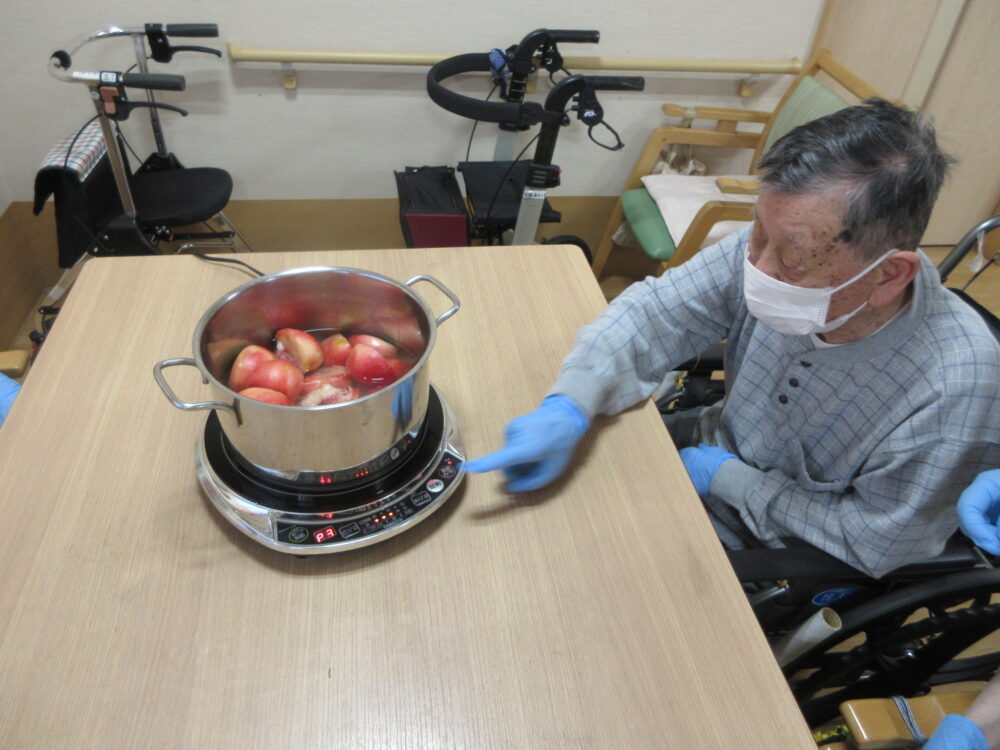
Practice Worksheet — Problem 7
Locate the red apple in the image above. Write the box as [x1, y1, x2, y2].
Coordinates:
[319, 333, 352, 366]
[346, 343, 395, 384]
[386, 358, 412, 379]
[227, 345, 277, 392]
[246, 360, 304, 400]
[238, 387, 292, 406]
[348, 334, 397, 358]
[275, 328, 323, 372]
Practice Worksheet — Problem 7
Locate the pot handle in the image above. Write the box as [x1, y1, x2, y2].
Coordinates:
[153, 358, 239, 418]
[404, 275, 461, 325]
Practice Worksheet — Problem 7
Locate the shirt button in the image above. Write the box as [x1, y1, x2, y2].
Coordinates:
[778, 394, 788, 404]
[800, 361, 812, 367]
[789, 378, 800, 387]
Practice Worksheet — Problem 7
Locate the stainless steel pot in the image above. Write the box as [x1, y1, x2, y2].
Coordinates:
[154, 267, 459, 484]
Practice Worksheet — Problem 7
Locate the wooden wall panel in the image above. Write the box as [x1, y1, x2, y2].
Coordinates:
[812, 0, 1000, 244]
[0, 202, 60, 348]
[922, 0, 1000, 243]
[812, 0, 938, 98]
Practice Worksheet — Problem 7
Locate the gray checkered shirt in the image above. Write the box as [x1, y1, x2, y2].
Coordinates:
[551, 226, 1000, 577]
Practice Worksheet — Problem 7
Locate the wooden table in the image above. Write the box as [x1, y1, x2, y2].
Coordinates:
[0, 246, 815, 749]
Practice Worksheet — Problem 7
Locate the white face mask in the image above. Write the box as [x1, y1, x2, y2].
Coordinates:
[743, 248, 896, 336]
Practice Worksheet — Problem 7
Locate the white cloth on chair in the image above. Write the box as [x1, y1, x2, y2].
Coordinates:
[641, 173, 756, 249]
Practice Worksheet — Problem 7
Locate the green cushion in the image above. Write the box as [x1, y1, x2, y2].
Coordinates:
[621, 188, 676, 262]
[763, 76, 851, 154]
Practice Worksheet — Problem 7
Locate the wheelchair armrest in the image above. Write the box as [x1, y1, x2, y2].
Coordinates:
[728, 533, 985, 584]
[728, 545, 867, 583]
[676, 342, 725, 375]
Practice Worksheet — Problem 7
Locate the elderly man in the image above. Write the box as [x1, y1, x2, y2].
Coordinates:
[465, 98, 1000, 578]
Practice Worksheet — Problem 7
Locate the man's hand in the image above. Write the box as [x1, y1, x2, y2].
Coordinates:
[958, 469, 1000, 555]
[923, 714, 989, 750]
[679, 444, 737, 496]
[462, 395, 589, 492]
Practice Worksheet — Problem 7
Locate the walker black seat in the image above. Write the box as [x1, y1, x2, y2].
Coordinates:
[131, 166, 232, 227]
[458, 160, 561, 230]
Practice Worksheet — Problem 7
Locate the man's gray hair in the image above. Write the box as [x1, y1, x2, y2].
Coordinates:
[757, 98, 955, 260]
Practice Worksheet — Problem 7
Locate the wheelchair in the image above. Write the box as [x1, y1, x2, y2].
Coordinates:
[658, 215, 1000, 727]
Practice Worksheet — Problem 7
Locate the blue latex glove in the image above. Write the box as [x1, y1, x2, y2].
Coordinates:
[462, 394, 589, 492]
[0, 373, 20, 427]
[392, 377, 414, 426]
[679, 444, 737, 496]
[958, 469, 1000, 555]
[924, 714, 989, 750]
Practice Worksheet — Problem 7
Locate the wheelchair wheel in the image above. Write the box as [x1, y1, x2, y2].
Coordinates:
[782, 568, 1000, 726]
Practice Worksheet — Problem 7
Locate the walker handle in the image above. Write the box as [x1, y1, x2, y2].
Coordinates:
[122, 72, 186, 91]
[165, 24, 219, 38]
[585, 76, 646, 92]
[547, 30, 600, 44]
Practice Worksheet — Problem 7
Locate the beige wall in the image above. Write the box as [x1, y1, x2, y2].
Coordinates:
[813, 0, 1000, 244]
[0, 0, 822, 209]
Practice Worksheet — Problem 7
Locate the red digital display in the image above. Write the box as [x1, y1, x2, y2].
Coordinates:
[313, 526, 337, 543]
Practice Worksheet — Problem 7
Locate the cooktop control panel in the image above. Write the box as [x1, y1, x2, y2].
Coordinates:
[274, 451, 462, 547]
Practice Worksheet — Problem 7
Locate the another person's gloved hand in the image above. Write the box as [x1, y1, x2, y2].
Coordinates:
[0, 373, 21, 427]
[679, 444, 737, 496]
[958, 469, 1000, 555]
[462, 394, 589, 492]
[923, 714, 989, 750]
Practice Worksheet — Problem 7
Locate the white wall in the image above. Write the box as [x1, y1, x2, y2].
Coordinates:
[1, 0, 822, 206]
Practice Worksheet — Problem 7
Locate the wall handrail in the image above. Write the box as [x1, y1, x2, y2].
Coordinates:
[227, 42, 802, 76]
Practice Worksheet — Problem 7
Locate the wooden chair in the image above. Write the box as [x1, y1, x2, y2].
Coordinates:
[839, 691, 981, 749]
[590, 49, 884, 278]
[0, 350, 29, 379]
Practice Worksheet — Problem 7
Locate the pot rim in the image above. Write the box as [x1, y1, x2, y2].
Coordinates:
[190, 265, 438, 411]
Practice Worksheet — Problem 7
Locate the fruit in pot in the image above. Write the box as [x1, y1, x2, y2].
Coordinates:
[319, 333, 352, 366]
[297, 383, 360, 407]
[386, 358, 412, 379]
[245, 360, 304, 400]
[302, 366, 353, 396]
[228, 345, 277, 392]
[346, 343, 395, 384]
[348, 334, 397, 358]
[238, 387, 292, 406]
[275, 328, 323, 372]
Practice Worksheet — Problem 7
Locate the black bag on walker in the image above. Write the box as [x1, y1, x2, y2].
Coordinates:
[394, 166, 470, 248]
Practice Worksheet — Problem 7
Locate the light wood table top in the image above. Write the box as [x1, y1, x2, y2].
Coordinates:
[0, 246, 814, 748]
